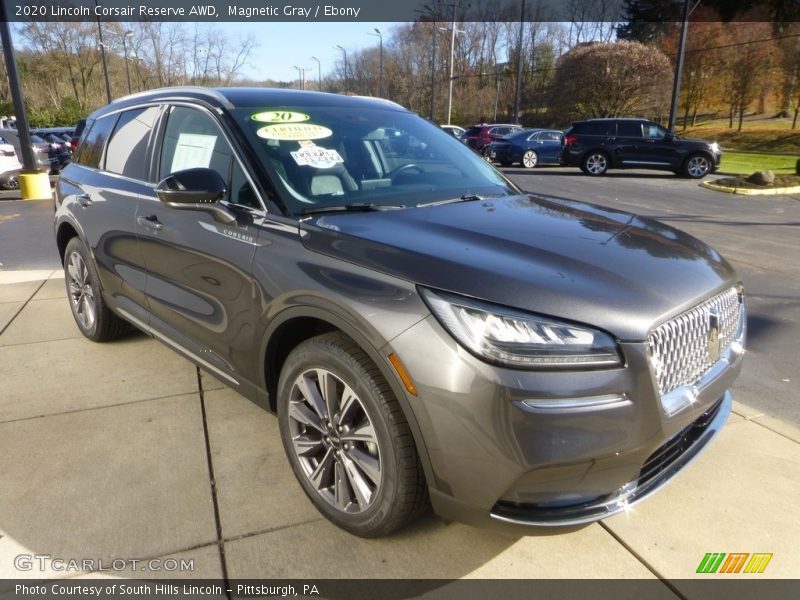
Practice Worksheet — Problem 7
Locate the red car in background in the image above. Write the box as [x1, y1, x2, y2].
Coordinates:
[461, 123, 522, 155]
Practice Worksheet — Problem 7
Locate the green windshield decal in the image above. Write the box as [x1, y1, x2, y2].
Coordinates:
[256, 123, 333, 141]
[252, 111, 310, 123]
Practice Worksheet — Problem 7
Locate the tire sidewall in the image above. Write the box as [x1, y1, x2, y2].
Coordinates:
[277, 339, 403, 536]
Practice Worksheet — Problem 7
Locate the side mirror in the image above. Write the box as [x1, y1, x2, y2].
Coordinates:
[664, 132, 676, 142]
[155, 168, 236, 224]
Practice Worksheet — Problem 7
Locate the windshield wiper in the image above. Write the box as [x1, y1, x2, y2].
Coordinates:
[300, 203, 406, 216]
[416, 194, 486, 208]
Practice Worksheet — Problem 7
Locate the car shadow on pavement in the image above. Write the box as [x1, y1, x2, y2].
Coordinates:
[501, 167, 679, 180]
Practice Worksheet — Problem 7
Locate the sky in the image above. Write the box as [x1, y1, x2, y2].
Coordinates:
[215, 22, 398, 84]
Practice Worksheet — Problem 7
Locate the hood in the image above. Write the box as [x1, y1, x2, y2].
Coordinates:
[299, 194, 737, 340]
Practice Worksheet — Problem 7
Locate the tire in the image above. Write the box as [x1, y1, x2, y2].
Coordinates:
[522, 150, 538, 169]
[63, 237, 128, 342]
[277, 332, 428, 537]
[2, 174, 19, 190]
[480, 146, 493, 162]
[582, 151, 609, 176]
[683, 153, 712, 179]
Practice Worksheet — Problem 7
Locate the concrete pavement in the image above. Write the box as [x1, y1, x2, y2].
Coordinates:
[0, 269, 798, 590]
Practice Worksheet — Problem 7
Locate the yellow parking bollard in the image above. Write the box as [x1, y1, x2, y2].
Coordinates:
[19, 171, 51, 200]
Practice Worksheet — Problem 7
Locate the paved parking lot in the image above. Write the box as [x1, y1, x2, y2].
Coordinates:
[1, 171, 799, 591]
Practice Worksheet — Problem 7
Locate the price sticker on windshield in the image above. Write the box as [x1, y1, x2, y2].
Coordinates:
[252, 111, 310, 123]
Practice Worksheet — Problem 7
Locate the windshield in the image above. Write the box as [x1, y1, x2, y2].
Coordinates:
[231, 106, 518, 216]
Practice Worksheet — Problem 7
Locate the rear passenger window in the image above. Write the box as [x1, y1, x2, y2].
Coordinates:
[75, 116, 116, 169]
[617, 122, 643, 137]
[104, 107, 160, 180]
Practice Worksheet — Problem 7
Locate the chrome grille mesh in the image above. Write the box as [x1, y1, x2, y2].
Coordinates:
[648, 288, 743, 396]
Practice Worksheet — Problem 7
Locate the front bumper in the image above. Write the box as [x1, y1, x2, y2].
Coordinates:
[386, 314, 743, 531]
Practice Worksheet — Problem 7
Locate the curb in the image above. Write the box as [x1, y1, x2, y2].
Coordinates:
[701, 180, 800, 196]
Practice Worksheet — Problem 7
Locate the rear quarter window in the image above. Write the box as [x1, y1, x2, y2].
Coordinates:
[75, 116, 117, 169]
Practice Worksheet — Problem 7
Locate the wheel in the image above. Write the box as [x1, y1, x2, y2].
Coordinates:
[683, 154, 712, 178]
[63, 237, 128, 342]
[480, 146, 493, 162]
[2, 174, 19, 190]
[277, 332, 428, 537]
[522, 150, 538, 169]
[582, 152, 609, 176]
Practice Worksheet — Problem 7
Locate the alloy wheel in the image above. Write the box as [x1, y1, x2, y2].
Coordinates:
[287, 368, 381, 513]
[686, 155, 710, 178]
[66, 251, 96, 331]
[522, 150, 538, 169]
[585, 154, 607, 175]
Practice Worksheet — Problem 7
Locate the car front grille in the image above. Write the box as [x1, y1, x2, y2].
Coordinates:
[648, 287, 744, 396]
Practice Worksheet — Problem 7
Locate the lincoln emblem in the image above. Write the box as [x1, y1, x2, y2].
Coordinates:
[708, 310, 721, 362]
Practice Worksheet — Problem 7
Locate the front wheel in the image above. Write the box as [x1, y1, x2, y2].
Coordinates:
[277, 332, 428, 537]
[522, 150, 538, 169]
[582, 152, 609, 176]
[683, 154, 712, 178]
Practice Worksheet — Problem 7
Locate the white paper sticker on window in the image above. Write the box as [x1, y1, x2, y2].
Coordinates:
[170, 133, 217, 173]
[290, 144, 344, 169]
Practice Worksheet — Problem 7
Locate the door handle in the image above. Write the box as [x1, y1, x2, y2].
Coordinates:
[137, 215, 163, 231]
[76, 194, 92, 207]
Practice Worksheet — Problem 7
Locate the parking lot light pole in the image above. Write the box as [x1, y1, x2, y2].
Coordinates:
[311, 56, 322, 91]
[122, 30, 133, 95]
[668, 0, 699, 132]
[368, 28, 383, 98]
[0, 15, 50, 200]
[335, 45, 348, 94]
[94, 0, 112, 103]
[513, 0, 527, 124]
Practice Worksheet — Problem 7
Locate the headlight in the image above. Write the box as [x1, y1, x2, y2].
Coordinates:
[710, 142, 720, 152]
[419, 288, 621, 369]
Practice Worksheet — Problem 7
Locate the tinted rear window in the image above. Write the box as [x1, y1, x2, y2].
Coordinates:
[617, 122, 643, 137]
[572, 121, 616, 136]
[463, 127, 482, 136]
[105, 106, 160, 180]
[75, 115, 117, 169]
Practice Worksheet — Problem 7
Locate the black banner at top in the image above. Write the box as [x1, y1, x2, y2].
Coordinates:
[1, 0, 799, 22]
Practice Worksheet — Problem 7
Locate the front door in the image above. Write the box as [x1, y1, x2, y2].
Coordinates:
[137, 105, 264, 385]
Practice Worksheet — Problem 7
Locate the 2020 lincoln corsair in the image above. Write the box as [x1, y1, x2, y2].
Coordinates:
[54, 88, 745, 537]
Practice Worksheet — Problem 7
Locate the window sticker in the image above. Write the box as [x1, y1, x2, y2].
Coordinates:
[252, 111, 310, 123]
[256, 123, 332, 141]
[170, 133, 217, 172]
[290, 142, 344, 169]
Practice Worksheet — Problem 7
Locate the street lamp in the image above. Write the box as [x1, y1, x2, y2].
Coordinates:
[108, 29, 135, 95]
[293, 65, 307, 90]
[438, 13, 464, 125]
[335, 45, 348, 94]
[94, 0, 112, 102]
[310, 56, 322, 91]
[368, 28, 383, 98]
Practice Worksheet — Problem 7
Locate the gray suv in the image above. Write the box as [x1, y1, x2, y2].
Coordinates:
[54, 88, 745, 537]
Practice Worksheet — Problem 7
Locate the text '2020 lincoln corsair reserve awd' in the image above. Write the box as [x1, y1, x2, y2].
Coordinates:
[55, 88, 745, 537]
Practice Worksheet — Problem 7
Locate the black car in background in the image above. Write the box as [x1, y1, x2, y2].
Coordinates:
[560, 118, 722, 178]
[487, 129, 563, 168]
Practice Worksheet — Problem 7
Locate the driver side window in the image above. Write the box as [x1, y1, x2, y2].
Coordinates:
[160, 106, 260, 209]
[644, 124, 667, 140]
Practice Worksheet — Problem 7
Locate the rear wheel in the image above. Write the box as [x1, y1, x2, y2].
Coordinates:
[522, 150, 538, 169]
[683, 154, 712, 178]
[63, 237, 128, 342]
[582, 152, 609, 176]
[277, 332, 428, 537]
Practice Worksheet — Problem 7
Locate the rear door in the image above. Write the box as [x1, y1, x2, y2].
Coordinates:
[58, 107, 159, 324]
[137, 104, 264, 384]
